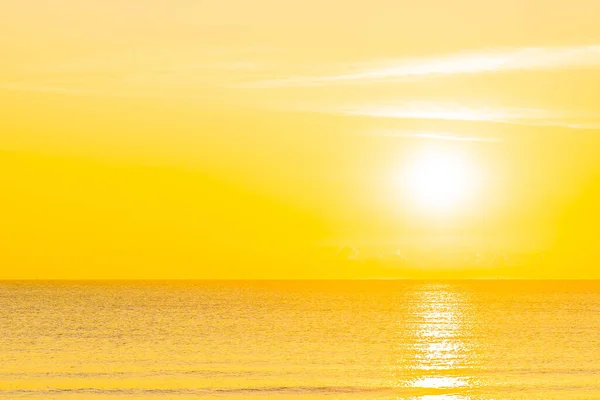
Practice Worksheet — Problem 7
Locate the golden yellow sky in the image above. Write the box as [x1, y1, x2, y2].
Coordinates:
[2, 0, 600, 278]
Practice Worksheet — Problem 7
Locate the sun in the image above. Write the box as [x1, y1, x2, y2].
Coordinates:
[403, 147, 478, 214]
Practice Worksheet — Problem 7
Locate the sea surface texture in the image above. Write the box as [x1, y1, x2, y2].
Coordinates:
[1, 281, 599, 399]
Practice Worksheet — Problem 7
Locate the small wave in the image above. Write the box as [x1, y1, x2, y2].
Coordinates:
[0, 385, 470, 398]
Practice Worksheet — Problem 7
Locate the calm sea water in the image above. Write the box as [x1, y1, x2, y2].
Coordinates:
[0, 281, 599, 399]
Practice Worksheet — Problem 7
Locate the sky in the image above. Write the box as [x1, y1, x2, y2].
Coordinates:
[2, 0, 600, 278]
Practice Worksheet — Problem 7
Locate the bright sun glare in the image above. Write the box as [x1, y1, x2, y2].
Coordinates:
[404, 148, 477, 213]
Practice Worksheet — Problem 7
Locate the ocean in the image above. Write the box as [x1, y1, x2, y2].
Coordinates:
[0, 280, 599, 399]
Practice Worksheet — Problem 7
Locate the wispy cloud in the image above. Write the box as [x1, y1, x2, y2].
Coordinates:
[0, 46, 273, 96]
[0, 82, 108, 96]
[0, 81, 214, 101]
[324, 101, 600, 130]
[234, 44, 600, 88]
[368, 131, 502, 143]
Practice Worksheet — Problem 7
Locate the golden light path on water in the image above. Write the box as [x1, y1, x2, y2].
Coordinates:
[398, 283, 481, 399]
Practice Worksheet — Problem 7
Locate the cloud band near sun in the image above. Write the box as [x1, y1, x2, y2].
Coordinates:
[233, 44, 600, 88]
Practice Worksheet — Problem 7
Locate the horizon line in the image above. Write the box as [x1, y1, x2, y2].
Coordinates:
[1, 278, 599, 282]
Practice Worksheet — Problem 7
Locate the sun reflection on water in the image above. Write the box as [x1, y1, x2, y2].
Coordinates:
[410, 396, 471, 400]
[398, 283, 480, 398]
[412, 376, 469, 388]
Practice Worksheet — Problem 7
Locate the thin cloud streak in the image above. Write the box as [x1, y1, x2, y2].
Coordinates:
[0, 46, 274, 95]
[369, 132, 502, 143]
[235, 44, 600, 88]
[326, 101, 600, 130]
[0, 82, 214, 101]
